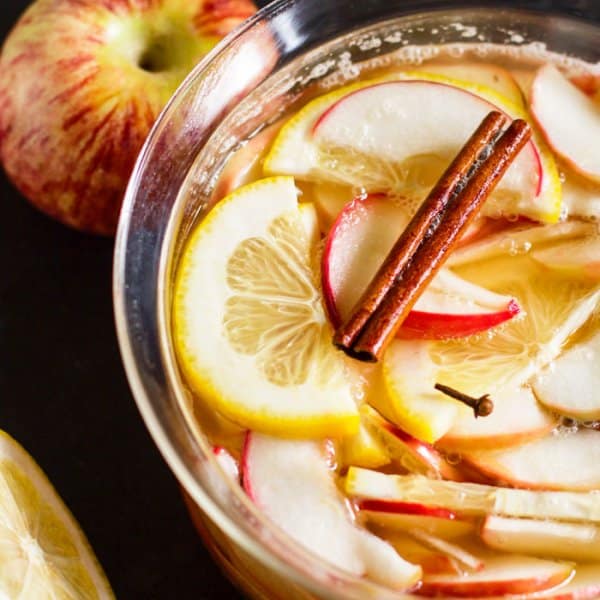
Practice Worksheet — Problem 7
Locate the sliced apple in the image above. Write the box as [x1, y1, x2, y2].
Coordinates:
[536, 565, 600, 599]
[242, 433, 422, 589]
[531, 64, 600, 183]
[448, 220, 596, 267]
[482, 515, 600, 562]
[345, 467, 600, 523]
[533, 330, 600, 420]
[463, 429, 600, 491]
[439, 385, 557, 451]
[358, 499, 475, 539]
[360, 405, 462, 480]
[313, 80, 540, 203]
[322, 194, 521, 339]
[532, 236, 600, 282]
[417, 554, 573, 598]
[414, 62, 524, 106]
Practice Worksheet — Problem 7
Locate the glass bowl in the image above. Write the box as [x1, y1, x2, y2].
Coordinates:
[114, 1, 600, 598]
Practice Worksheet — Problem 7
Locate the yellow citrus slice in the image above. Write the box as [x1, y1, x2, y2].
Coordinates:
[264, 72, 561, 224]
[383, 254, 600, 442]
[0, 431, 114, 599]
[173, 176, 359, 437]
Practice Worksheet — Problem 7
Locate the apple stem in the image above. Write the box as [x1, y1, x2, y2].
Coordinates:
[434, 383, 494, 418]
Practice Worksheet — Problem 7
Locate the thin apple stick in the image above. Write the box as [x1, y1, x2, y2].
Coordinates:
[345, 468, 600, 523]
[409, 529, 483, 572]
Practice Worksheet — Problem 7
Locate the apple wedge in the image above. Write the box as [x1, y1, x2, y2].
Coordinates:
[532, 236, 600, 282]
[533, 330, 600, 420]
[439, 385, 557, 451]
[482, 516, 600, 562]
[360, 405, 463, 480]
[531, 64, 600, 183]
[322, 194, 521, 339]
[242, 433, 422, 589]
[417, 554, 573, 598]
[357, 499, 475, 539]
[345, 467, 600, 523]
[448, 220, 596, 267]
[463, 429, 600, 491]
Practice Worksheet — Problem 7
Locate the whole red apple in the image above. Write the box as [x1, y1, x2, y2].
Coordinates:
[0, 0, 256, 235]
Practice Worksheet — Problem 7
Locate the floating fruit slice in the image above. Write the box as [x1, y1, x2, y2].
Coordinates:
[264, 75, 561, 223]
[322, 194, 520, 340]
[533, 328, 600, 420]
[242, 433, 422, 589]
[532, 235, 600, 281]
[0, 431, 114, 599]
[531, 64, 600, 183]
[463, 429, 600, 492]
[173, 176, 358, 437]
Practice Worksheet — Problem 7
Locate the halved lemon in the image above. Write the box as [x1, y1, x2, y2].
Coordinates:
[0, 431, 114, 599]
[173, 176, 359, 437]
[264, 72, 561, 224]
[383, 254, 600, 442]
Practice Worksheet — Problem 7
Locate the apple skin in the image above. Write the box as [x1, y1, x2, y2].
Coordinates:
[0, 0, 256, 234]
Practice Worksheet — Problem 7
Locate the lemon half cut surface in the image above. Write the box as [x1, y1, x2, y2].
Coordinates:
[173, 176, 359, 438]
[0, 431, 114, 599]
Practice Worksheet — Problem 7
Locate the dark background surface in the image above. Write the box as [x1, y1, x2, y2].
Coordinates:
[0, 2, 251, 598]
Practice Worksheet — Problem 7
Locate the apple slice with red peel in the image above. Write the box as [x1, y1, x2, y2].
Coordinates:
[322, 194, 521, 339]
[536, 565, 600, 600]
[531, 65, 600, 183]
[242, 433, 422, 589]
[533, 330, 600, 420]
[345, 467, 600, 523]
[360, 405, 463, 480]
[439, 385, 557, 452]
[358, 499, 475, 539]
[312, 80, 541, 204]
[448, 220, 597, 267]
[463, 429, 600, 491]
[532, 236, 600, 282]
[417, 554, 573, 598]
[482, 515, 600, 562]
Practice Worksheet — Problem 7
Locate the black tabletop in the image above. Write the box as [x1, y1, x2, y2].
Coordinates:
[0, 3, 246, 598]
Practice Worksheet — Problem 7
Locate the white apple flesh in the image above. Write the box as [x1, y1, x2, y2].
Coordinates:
[313, 80, 541, 204]
[0, 0, 257, 234]
[345, 467, 600, 523]
[241, 433, 422, 589]
[533, 330, 600, 420]
[322, 194, 521, 339]
[530, 64, 600, 183]
[439, 386, 557, 451]
[417, 554, 573, 598]
[463, 429, 600, 491]
[482, 515, 600, 562]
[357, 499, 475, 539]
[532, 236, 600, 282]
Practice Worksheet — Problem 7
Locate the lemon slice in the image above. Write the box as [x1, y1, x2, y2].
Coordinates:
[173, 176, 358, 437]
[264, 73, 561, 224]
[0, 431, 114, 599]
[383, 255, 600, 439]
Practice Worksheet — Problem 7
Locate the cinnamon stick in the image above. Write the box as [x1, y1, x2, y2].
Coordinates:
[337, 117, 532, 362]
[333, 111, 507, 351]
